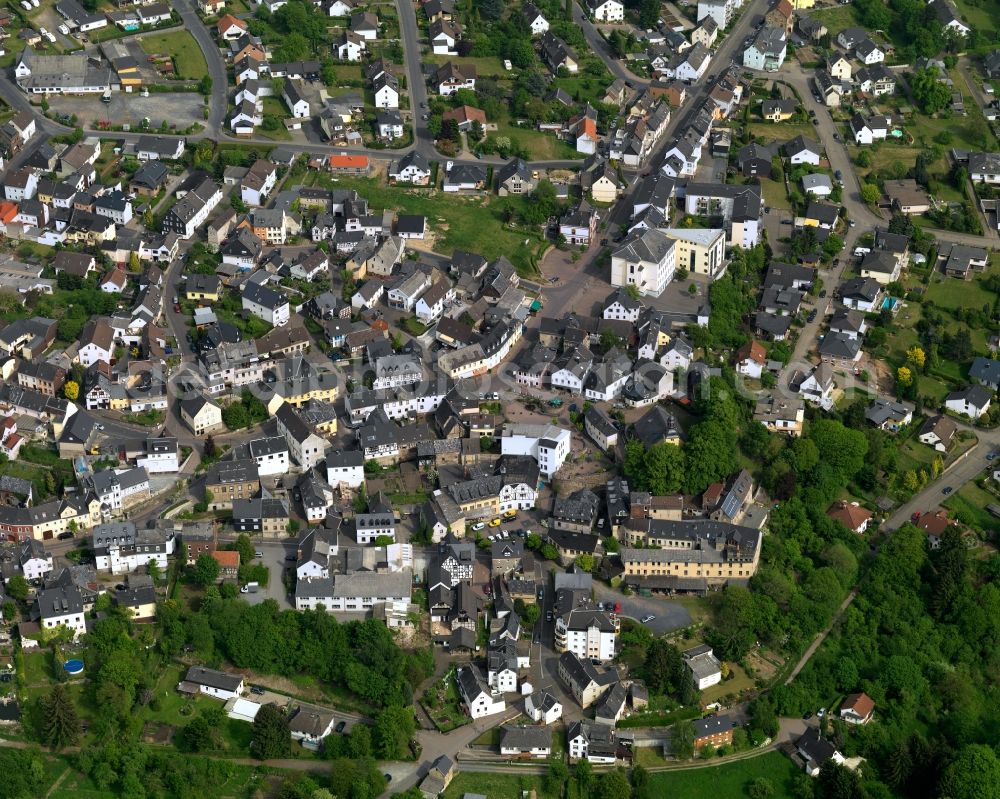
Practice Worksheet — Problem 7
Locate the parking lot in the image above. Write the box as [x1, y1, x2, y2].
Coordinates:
[47, 90, 204, 132]
[240, 539, 297, 610]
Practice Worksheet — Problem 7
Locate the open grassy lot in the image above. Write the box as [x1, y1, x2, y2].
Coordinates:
[138, 31, 208, 80]
[807, 4, 859, 35]
[494, 120, 582, 161]
[748, 120, 817, 144]
[646, 750, 801, 798]
[306, 173, 547, 274]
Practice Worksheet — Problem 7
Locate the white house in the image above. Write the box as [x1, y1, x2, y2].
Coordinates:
[248, 436, 291, 477]
[94, 190, 133, 225]
[555, 608, 618, 662]
[855, 39, 885, 65]
[136, 437, 180, 473]
[35, 586, 87, 639]
[183, 666, 245, 701]
[743, 26, 786, 72]
[501, 422, 571, 479]
[373, 74, 399, 108]
[588, 0, 624, 22]
[326, 449, 366, 488]
[414, 280, 452, 323]
[850, 114, 889, 145]
[683, 645, 722, 690]
[525, 691, 563, 724]
[242, 281, 290, 327]
[609, 228, 676, 298]
[945, 385, 993, 419]
[523, 3, 549, 35]
[282, 79, 310, 118]
[276, 403, 327, 471]
[457, 665, 506, 719]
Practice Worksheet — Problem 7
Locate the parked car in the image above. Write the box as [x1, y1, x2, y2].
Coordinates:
[488, 518, 501, 527]
[57, 531, 74, 540]
[472, 522, 486, 531]
[641, 615, 656, 623]
[335, 721, 347, 733]
[250, 685, 265, 695]
[255, 550, 263, 558]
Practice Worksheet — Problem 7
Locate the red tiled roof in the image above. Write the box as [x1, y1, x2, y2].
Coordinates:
[329, 154, 369, 169]
[217, 13, 247, 33]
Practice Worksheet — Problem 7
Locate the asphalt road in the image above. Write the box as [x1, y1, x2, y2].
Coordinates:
[177, 0, 228, 134]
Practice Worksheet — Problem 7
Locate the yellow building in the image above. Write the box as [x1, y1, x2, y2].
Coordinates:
[791, 0, 814, 8]
[619, 520, 762, 586]
[662, 228, 728, 279]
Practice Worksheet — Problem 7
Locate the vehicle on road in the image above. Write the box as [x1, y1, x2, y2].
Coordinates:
[942, 486, 954, 495]
[641, 614, 656, 623]
[834, 170, 843, 181]
[255, 551, 263, 558]
[849, 219, 856, 227]
[472, 522, 486, 531]
[807, 309, 818, 322]
[988, 451, 997, 461]
[488, 518, 501, 527]
[833, 133, 841, 142]
[819, 289, 827, 298]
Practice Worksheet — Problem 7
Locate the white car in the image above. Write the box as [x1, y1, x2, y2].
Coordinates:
[30, 0, 39, 7]
[472, 522, 486, 531]
[44, 31, 56, 43]
[20, 1, 31, 10]
[58, 24, 69, 35]
[38, 26, 47, 36]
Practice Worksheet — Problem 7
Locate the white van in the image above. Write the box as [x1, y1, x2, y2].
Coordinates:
[853, 247, 871, 257]
[58, 23, 69, 35]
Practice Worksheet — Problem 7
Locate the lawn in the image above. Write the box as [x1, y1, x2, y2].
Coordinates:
[944, 481, 1000, 533]
[924, 272, 997, 315]
[138, 31, 208, 80]
[646, 750, 801, 798]
[307, 173, 546, 275]
[425, 54, 511, 77]
[442, 773, 559, 799]
[807, 5, 859, 35]
[701, 665, 756, 704]
[759, 177, 791, 211]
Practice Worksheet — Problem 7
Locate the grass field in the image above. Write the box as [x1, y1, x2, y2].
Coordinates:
[139, 31, 208, 80]
[807, 5, 859, 35]
[494, 120, 582, 161]
[646, 750, 801, 798]
[441, 772, 559, 799]
[306, 173, 546, 274]
[748, 120, 817, 144]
